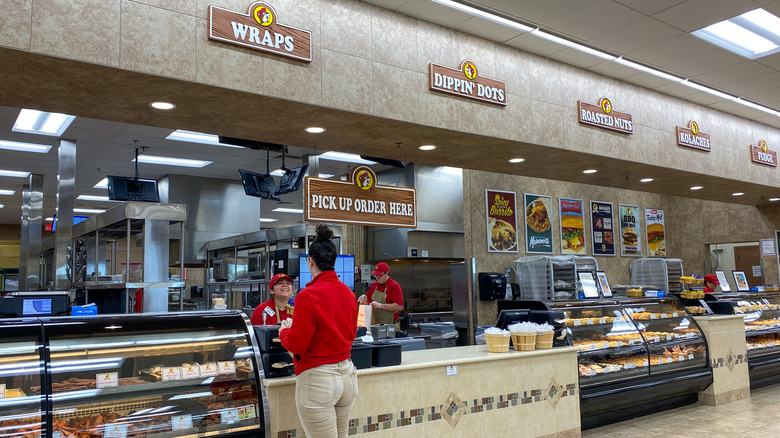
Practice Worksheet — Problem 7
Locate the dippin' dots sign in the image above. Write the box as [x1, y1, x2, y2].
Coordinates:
[429, 60, 507, 106]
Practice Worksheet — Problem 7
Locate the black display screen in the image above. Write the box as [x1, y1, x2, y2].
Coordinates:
[239, 169, 280, 201]
[107, 176, 160, 202]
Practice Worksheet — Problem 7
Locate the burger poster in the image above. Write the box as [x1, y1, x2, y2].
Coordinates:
[524, 193, 554, 254]
[645, 208, 666, 257]
[590, 201, 615, 256]
[559, 198, 586, 254]
[619, 204, 642, 257]
[485, 190, 518, 253]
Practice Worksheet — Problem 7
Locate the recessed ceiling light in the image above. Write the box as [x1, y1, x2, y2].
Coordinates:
[306, 127, 325, 134]
[640, 178, 654, 183]
[509, 158, 525, 163]
[0, 204, 4, 208]
[136, 155, 212, 168]
[0, 169, 30, 178]
[318, 173, 334, 178]
[259, 218, 278, 222]
[0, 190, 15, 195]
[273, 208, 304, 214]
[319, 152, 376, 165]
[0, 140, 52, 153]
[150, 102, 175, 110]
[733, 192, 745, 196]
[583, 169, 597, 174]
[270, 169, 285, 177]
[770, 198, 780, 202]
[690, 186, 703, 190]
[692, 8, 780, 59]
[77, 195, 118, 202]
[165, 130, 242, 148]
[73, 208, 105, 214]
[94, 178, 109, 189]
[12, 109, 75, 137]
[419, 145, 436, 151]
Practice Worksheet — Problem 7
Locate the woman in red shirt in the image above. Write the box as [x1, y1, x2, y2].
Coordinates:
[279, 224, 358, 438]
[250, 273, 295, 325]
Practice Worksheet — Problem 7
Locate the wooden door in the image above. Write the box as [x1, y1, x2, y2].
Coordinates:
[735, 245, 762, 287]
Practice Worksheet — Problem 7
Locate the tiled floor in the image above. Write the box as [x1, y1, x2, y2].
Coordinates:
[582, 385, 780, 437]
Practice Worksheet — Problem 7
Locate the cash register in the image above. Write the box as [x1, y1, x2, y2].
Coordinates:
[0, 291, 71, 317]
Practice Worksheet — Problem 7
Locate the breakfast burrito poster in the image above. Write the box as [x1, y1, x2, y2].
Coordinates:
[619, 204, 642, 257]
[525, 193, 554, 254]
[559, 198, 586, 255]
[590, 201, 615, 256]
[485, 190, 518, 253]
[645, 208, 666, 257]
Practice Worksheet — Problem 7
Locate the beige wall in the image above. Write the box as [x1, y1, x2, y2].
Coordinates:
[464, 169, 780, 325]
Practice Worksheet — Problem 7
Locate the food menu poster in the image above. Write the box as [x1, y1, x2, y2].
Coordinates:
[485, 190, 518, 253]
[590, 201, 615, 256]
[645, 208, 666, 257]
[619, 204, 642, 257]
[525, 193, 554, 254]
[559, 198, 586, 255]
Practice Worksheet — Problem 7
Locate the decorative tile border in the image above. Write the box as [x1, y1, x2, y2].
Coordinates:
[710, 350, 746, 372]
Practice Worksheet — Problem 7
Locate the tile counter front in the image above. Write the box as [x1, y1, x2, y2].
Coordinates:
[264, 345, 581, 437]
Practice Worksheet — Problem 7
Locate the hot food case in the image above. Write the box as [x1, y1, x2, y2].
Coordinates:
[0, 311, 263, 437]
[502, 297, 711, 429]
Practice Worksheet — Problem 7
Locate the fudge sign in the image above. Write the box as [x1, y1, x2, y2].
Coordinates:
[209, 2, 312, 62]
[429, 60, 507, 106]
[751, 139, 777, 167]
[305, 166, 417, 228]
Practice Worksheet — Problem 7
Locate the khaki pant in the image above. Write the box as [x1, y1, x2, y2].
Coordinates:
[295, 359, 358, 438]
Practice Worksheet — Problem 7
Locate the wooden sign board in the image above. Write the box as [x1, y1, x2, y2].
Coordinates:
[209, 2, 312, 62]
[676, 120, 711, 152]
[429, 60, 506, 106]
[578, 97, 633, 134]
[305, 166, 417, 228]
[751, 140, 777, 167]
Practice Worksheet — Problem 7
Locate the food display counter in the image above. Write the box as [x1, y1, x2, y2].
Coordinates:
[504, 297, 712, 429]
[0, 311, 263, 437]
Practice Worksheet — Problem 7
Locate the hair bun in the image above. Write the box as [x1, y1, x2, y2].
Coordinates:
[315, 224, 334, 241]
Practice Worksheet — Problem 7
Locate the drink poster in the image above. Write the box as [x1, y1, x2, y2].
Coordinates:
[485, 190, 518, 252]
[559, 198, 586, 254]
[645, 208, 666, 257]
[590, 201, 615, 256]
[525, 193, 554, 254]
[619, 204, 642, 257]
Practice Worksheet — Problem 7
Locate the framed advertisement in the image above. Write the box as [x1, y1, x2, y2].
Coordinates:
[645, 208, 666, 257]
[732, 270, 750, 292]
[559, 198, 586, 255]
[524, 193, 554, 254]
[714, 270, 730, 293]
[485, 190, 519, 253]
[590, 201, 615, 256]
[578, 272, 600, 299]
[596, 271, 612, 297]
[619, 204, 642, 257]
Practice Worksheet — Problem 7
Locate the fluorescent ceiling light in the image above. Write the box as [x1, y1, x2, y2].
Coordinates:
[583, 169, 597, 174]
[770, 198, 780, 202]
[74, 208, 105, 214]
[690, 186, 703, 190]
[534, 30, 616, 61]
[273, 208, 303, 214]
[318, 173, 334, 178]
[13, 109, 75, 137]
[509, 158, 525, 163]
[150, 102, 175, 110]
[94, 178, 108, 189]
[419, 145, 437, 151]
[136, 155, 212, 168]
[306, 127, 325, 134]
[0, 169, 30, 178]
[0, 190, 14, 195]
[165, 130, 242, 148]
[0, 139, 52, 153]
[77, 195, 117, 202]
[640, 178, 654, 183]
[733, 192, 745, 196]
[259, 218, 278, 222]
[0, 205, 4, 209]
[680, 80, 736, 101]
[319, 151, 376, 165]
[692, 9, 780, 59]
[431, 0, 534, 32]
[735, 98, 780, 117]
[614, 58, 682, 82]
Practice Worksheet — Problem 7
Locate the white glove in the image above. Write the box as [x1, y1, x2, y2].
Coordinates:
[280, 318, 293, 330]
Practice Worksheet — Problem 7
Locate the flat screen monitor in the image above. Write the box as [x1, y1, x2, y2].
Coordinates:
[239, 169, 280, 201]
[298, 254, 355, 290]
[495, 309, 529, 330]
[275, 164, 309, 196]
[22, 298, 52, 316]
[50, 215, 88, 233]
[578, 272, 600, 298]
[107, 176, 160, 202]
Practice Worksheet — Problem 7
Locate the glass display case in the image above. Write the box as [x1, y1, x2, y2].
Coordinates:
[0, 311, 263, 438]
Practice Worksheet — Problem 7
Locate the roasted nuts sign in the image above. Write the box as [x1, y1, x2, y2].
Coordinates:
[209, 2, 312, 62]
[676, 120, 711, 152]
[751, 139, 777, 167]
[305, 166, 416, 228]
[578, 97, 633, 134]
[429, 60, 506, 106]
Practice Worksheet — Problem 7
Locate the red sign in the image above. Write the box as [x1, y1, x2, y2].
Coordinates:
[676, 120, 711, 152]
[209, 2, 312, 62]
[578, 97, 633, 134]
[429, 60, 507, 106]
[751, 140, 777, 167]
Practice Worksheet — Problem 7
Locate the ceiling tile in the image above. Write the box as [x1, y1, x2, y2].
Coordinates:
[693, 61, 775, 87]
[457, 16, 526, 43]
[757, 52, 780, 70]
[663, 48, 745, 78]
[628, 34, 717, 67]
[545, 0, 645, 41]
[397, 0, 472, 28]
[589, 17, 682, 55]
[492, 0, 596, 26]
[587, 59, 639, 79]
[547, 49, 613, 69]
[504, 33, 567, 57]
[651, 0, 758, 32]
[724, 73, 780, 97]
[360, 0, 413, 10]
[612, 0, 688, 15]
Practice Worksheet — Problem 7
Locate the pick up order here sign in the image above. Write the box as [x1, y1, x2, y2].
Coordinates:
[304, 166, 417, 228]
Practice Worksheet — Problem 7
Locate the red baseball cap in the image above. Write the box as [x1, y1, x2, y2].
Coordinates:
[372, 262, 390, 276]
[704, 274, 719, 285]
[270, 273, 294, 289]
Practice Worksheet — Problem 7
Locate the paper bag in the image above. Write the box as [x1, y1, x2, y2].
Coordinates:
[357, 304, 372, 328]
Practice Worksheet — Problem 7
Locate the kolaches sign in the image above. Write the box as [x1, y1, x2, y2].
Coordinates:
[305, 166, 417, 228]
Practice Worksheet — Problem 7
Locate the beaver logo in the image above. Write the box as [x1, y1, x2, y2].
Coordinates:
[761, 140, 768, 152]
[600, 97, 612, 114]
[463, 61, 478, 80]
[355, 169, 373, 190]
[253, 5, 274, 26]
[690, 121, 699, 135]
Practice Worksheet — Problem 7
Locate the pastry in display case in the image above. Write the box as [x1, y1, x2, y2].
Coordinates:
[0, 311, 263, 438]
[0, 320, 46, 438]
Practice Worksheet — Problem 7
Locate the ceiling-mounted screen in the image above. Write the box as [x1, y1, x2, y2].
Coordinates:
[275, 164, 309, 196]
[239, 169, 280, 201]
[107, 176, 160, 202]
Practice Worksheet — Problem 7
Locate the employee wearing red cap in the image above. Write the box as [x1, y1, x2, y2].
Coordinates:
[703, 274, 720, 293]
[358, 262, 404, 324]
[250, 273, 295, 325]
